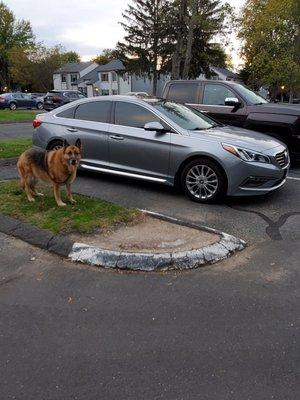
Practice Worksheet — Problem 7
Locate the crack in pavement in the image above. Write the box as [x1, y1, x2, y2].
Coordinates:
[227, 206, 300, 240]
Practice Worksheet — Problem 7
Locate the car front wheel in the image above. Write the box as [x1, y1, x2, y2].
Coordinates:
[9, 102, 17, 110]
[181, 158, 226, 203]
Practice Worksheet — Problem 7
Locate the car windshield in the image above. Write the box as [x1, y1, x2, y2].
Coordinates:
[151, 100, 219, 130]
[236, 84, 268, 105]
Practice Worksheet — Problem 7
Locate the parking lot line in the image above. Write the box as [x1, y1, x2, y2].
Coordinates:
[287, 176, 300, 181]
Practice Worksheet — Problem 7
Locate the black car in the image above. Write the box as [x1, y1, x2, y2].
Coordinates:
[162, 80, 300, 159]
[43, 90, 86, 111]
[0, 92, 44, 110]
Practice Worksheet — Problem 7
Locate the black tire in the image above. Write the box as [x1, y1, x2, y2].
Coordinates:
[36, 102, 43, 110]
[181, 158, 226, 203]
[48, 140, 63, 151]
[9, 102, 17, 110]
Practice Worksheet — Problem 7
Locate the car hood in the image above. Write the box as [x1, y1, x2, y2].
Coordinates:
[251, 103, 300, 116]
[189, 125, 284, 152]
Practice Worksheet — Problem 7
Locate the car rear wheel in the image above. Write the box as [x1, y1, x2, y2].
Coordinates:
[181, 158, 226, 203]
[48, 140, 63, 151]
[36, 102, 43, 110]
[9, 102, 17, 110]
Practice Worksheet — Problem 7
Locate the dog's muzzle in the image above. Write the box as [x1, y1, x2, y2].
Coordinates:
[69, 159, 77, 166]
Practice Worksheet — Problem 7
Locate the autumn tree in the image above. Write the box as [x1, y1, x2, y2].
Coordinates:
[238, 0, 300, 102]
[0, 1, 34, 90]
[93, 49, 118, 65]
[9, 45, 79, 92]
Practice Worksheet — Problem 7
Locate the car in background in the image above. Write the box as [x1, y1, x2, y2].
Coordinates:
[32, 95, 289, 203]
[126, 91, 150, 97]
[43, 90, 86, 111]
[0, 92, 44, 110]
[162, 80, 300, 159]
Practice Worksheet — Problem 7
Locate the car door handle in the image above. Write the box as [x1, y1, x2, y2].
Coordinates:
[110, 135, 124, 141]
[67, 127, 78, 132]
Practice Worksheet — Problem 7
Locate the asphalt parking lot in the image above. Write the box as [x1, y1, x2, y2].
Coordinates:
[1, 122, 300, 399]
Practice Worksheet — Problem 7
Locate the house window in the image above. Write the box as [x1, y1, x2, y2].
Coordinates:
[61, 74, 67, 83]
[101, 89, 109, 96]
[70, 74, 78, 83]
[112, 89, 118, 95]
[111, 72, 117, 82]
[101, 73, 109, 82]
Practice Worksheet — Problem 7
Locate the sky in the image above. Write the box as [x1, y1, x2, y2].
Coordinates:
[4, 0, 245, 69]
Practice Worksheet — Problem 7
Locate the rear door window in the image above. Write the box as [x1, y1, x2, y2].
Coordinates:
[114, 102, 159, 128]
[74, 101, 111, 123]
[167, 83, 199, 103]
[56, 106, 77, 119]
[203, 84, 237, 105]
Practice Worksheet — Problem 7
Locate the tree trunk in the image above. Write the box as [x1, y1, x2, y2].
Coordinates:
[289, 89, 293, 103]
[182, 0, 198, 79]
[171, 0, 188, 79]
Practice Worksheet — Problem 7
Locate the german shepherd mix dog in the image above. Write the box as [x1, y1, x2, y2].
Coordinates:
[17, 139, 82, 207]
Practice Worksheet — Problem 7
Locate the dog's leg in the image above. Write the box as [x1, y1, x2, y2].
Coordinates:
[30, 177, 44, 197]
[24, 177, 35, 202]
[66, 183, 76, 204]
[53, 183, 66, 207]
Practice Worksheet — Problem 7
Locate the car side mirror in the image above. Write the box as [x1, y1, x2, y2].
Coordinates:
[225, 97, 241, 110]
[144, 121, 166, 133]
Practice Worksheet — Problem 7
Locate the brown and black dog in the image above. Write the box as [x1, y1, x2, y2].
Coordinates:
[17, 139, 82, 207]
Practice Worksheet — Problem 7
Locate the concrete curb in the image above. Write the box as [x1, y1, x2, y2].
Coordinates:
[0, 157, 18, 167]
[0, 212, 246, 271]
[0, 214, 74, 257]
[70, 211, 246, 271]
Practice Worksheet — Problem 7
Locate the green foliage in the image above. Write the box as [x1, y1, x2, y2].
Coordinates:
[0, 1, 34, 90]
[9, 45, 80, 92]
[238, 0, 300, 99]
[0, 180, 141, 234]
[117, 0, 173, 94]
[93, 49, 117, 65]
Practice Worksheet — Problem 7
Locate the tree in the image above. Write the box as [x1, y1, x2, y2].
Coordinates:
[93, 49, 117, 65]
[117, 0, 173, 95]
[9, 45, 79, 92]
[238, 0, 300, 102]
[62, 51, 81, 63]
[171, 0, 234, 79]
[0, 1, 34, 90]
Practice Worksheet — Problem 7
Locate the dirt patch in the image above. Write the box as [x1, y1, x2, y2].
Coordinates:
[70, 215, 220, 254]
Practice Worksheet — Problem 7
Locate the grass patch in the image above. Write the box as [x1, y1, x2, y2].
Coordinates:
[0, 180, 141, 234]
[0, 109, 40, 123]
[0, 138, 32, 159]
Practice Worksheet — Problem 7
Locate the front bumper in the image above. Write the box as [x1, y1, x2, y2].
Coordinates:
[226, 147, 289, 196]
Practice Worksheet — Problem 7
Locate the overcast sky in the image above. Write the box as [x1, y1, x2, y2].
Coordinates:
[5, 0, 245, 68]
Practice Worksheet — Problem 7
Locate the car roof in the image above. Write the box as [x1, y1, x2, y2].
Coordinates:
[166, 79, 241, 86]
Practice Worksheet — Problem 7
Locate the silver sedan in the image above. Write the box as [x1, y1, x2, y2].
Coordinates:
[32, 96, 289, 203]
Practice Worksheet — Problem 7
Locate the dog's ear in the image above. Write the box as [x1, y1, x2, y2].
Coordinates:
[75, 138, 82, 150]
[63, 139, 70, 149]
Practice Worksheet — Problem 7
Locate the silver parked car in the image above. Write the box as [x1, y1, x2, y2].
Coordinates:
[32, 95, 289, 203]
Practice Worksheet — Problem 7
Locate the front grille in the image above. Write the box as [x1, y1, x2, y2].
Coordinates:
[275, 150, 289, 168]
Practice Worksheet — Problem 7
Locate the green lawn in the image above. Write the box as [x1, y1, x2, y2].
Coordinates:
[0, 109, 40, 123]
[0, 180, 141, 234]
[0, 138, 32, 158]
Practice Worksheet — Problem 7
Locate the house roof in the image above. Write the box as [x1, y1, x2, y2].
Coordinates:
[55, 61, 94, 74]
[76, 60, 125, 84]
[210, 66, 240, 79]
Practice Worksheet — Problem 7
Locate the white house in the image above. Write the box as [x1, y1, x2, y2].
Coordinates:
[53, 61, 99, 91]
[198, 67, 242, 82]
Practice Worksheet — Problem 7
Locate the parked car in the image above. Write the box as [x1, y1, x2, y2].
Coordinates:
[162, 80, 300, 159]
[32, 96, 289, 203]
[0, 92, 44, 110]
[43, 90, 86, 111]
[126, 91, 150, 97]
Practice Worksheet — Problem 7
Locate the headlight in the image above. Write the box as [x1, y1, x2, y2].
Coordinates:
[222, 143, 271, 163]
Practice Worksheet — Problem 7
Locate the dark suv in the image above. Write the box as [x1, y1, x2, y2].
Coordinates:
[43, 90, 86, 111]
[162, 80, 300, 159]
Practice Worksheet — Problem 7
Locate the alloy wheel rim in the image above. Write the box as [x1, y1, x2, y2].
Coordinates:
[186, 164, 218, 200]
